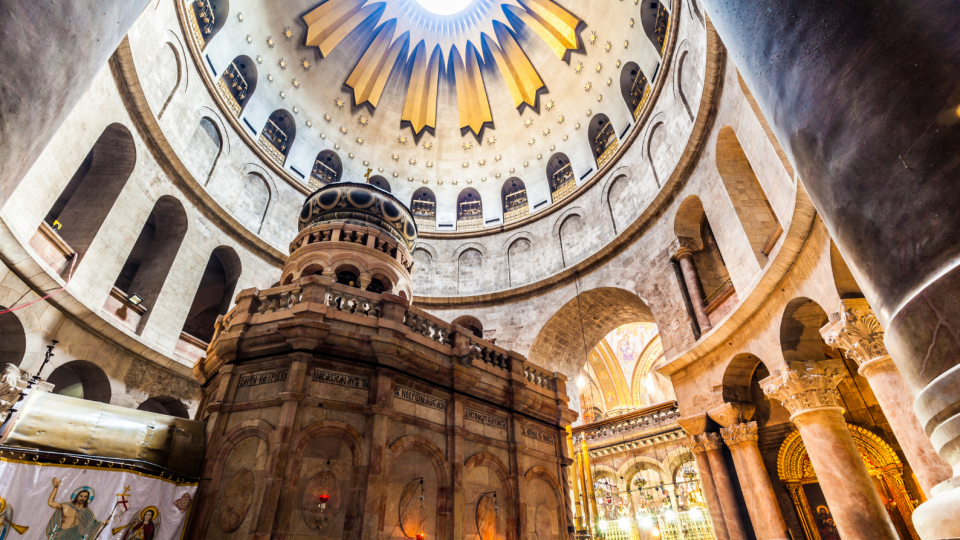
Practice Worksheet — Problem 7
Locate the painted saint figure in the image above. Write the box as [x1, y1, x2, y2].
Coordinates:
[46, 479, 101, 540]
[113, 506, 160, 540]
[0, 497, 29, 539]
[815, 506, 840, 540]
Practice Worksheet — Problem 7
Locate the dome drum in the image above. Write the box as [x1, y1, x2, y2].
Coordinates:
[299, 182, 418, 252]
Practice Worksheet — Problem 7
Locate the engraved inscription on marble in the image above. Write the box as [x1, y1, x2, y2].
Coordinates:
[312, 370, 370, 390]
[465, 408, 507, 429]
[521, 426, 555, 444]
[394, 385, 447, 411]
[239, 370, 288, 388]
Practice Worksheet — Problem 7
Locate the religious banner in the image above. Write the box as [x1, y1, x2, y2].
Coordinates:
[0, 457, 196, 540]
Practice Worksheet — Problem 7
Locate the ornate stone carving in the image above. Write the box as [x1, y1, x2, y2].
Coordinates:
[720, 421, 759, 446]
[707, 402, 756, 428]
[820, 299, 888, 366]
[699, 432, 725, 451]
[0, 364, 27, 423]
[760, 361, 846, 416]
[676, 413, 708, 436]
[668, 236, 699, 260]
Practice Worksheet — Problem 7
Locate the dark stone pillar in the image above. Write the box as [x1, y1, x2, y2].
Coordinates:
[697, 0, 960, 536]
[0, 0, 148, 207]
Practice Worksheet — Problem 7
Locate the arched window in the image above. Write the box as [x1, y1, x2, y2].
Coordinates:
[411, 188, 436, 231]
[588, 114, 617, 167]
[457, 188, 483, 231]
[260, 109, 295, 166]
[501, 178, 529, 223]
[311, 150, 342, 189]
[42, 123, 135, 269]
[47, 361, 111, 403]
[233, 173, 271, 232]
[620, 62, 649, 120]
[138, 396, 190, 418]
[641, 0, 670, 57]
[187, 0, 228, 48]
[458, 249, 483, 294]
[186, 117, 222, 184]
[368, 175, 391, 192]
[0, 310, 26, 367]
[182, 246, 242, 343]
[546, 153, 576, 203]
[452, 315, 483, 338]
[111, 196, 188, 334]
[218, 56, 257, 117]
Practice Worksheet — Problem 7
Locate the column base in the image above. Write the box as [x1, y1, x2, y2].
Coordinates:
[913, 477, 960, 539]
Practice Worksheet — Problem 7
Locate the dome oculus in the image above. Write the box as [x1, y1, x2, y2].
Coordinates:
[415, 0, 474, 16]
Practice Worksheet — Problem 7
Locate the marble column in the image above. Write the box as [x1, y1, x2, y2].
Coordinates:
[701, 433, 748, 540]
[684, 433, 736, 540]
[821, 299, 952, 495]
[761, 362, 898, 540]
[670, 237, 712, 332]
[720, 422, 789, 540]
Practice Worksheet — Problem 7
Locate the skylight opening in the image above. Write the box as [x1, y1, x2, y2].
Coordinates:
[415, 0, 473, 16]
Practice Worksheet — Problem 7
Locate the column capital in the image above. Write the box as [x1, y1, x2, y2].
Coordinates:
[760, 361, 846, 417]
[707, 402, 756, 428]
[699, 432, 725, 451]
[720, 421, 758, 447]
[677, 413, 709, 436]
[669, 236, 699, 261]
[820, 299, 888, 366]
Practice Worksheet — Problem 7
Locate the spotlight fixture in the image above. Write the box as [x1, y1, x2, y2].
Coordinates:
[127, 293, 144, 307]
[51, 220, 62, 231]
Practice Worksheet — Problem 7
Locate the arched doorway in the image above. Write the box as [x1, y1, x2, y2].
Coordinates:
[0, 309, 26, 367]
[182, 246, 242, 343]
[778, 427, 919, 540]
[46, 360, 111, 403]
[138, 396, 190, 418]
[546, 153, 576, 203]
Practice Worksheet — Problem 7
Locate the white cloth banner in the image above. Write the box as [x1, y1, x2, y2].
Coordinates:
[0, 458, 196, 540]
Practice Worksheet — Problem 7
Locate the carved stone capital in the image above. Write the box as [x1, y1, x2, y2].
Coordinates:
[820, 299, 888, 366]
[760, 361, 846, 417]
[698, 432, 725, 451]
[720, 421, 759, 447]
[669, 236, 699, 261]
[707, 402, 756, 428]
[677, 413, 708, 436]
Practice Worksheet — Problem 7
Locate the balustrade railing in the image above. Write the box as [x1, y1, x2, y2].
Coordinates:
[524, 365, 555, 391]
[467, 339, 510, 370]
[596, 138, 620, 169]
[403, 311, 454, 346]
[325, 288, 381, 317]
[257, 288, 302, 314]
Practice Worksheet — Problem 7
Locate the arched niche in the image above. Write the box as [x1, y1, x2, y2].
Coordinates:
[219, 55, 257, 116]
[234, 172, 271, 232]
[674, 195, 735, 316]
[0, 309, 26, 367]
[112, 195, 189, 333]
[182, 246, 242, 343]
[588, 114, 616, 165]
[458, 248, 484, 295]
[457, 188, 483, 230]
[546, 153, 576, 203]
[43, 123, 136, 268]
[780, 297, 832, 365]
[138, 396, 190, 418]
[368, 175, 391, 192]
[189, 0, 228, 48]
[260, 109, 295, 164]
[47, 360, 111, 404]
[411, 188, 437, 231]
[312, 150, 343, 187]
[452, 315, 483, 338]
[501, 178, 529, 223]
[620, 62, 648, 119]
[186, 117, 223, 183]
[640, 0, 669, 57]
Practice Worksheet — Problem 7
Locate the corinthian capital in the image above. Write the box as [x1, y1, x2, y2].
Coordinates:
[699, 432, 724, 451]
[720, 421, 758, 447]
[760, 361, 846, 417]
[668, 236, 699, 260]
[819, 299, 888, 366]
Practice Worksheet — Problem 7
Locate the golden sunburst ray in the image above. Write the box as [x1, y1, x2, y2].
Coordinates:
[345, 21, 409, 107]
[401, 41, 442, 134]
[483, 21, 543, 109]
[451, 42, 492, 135]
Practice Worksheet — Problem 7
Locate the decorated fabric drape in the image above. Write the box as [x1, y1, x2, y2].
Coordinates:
[0, 458, 196, 540]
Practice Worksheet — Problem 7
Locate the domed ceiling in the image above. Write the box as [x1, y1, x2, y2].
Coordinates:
[190, 0, 671, 229]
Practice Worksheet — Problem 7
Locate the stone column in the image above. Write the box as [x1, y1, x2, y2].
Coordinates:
[701, 433, 748, 540]
[695, 0, 960, 535]
[683, 435, 731, 540]
[720, 422, 789, 540]
[761, 362, 898, 540]
[670, 237, 712, 332]
[820, 299, 952, 495]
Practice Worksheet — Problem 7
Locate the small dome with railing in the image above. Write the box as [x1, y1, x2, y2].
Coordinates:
[299, 182, 418, 251]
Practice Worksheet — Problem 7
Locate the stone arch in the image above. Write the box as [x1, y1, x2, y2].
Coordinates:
[676, 48, 696, 122]
[501, 177, 529, 222]
[520, 466, 564, 540]
[716, 125, 781, 266]
[201, 423, 272, 538]
[687, 0, 705, 27]
[261, 109, 296, 163]
[457, 246, 484, 295]
[0, 308, 26, 367]
[830, 240, 864, 299]
[604, 171, 638, 234]
[138, 395, 190, 418]
[780, 297, 831, 364]
[369, 175, 391, 192]
[646, 120, 666, 187]
[219, 55, 257, 114]
[412, 247, 436, 295]
[233, 171, 271, 232]
[47, 360, 111, 403]
[619, 61, 648, 118]
[112, 195, 189, 333]
[457, 187, 483, 226]
[506, 233, 537, 287]
[182, 246, 242, 343]
[721, 353, 770, 404]
[382, 435, 449, 540]
[44, 123, 136, 267]
[452, 315, 484, 338]
[155, 42, 183, 119]
[186, 115, 223, 184]
[546, 152, 575, 202]
[640, 0, 669, 57]
[673, 195, 733, 302]
[553, 208, 589, 267]
[588, 114, 616, 164]
[190, 0, 229, 48]
[312, 150, 343, 185]
[618, 454, 672, 486]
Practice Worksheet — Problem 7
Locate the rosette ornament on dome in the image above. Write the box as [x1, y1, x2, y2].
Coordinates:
[301, 0, 582, 135]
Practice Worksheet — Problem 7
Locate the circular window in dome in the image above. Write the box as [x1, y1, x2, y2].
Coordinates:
[415, 0, 474, 15]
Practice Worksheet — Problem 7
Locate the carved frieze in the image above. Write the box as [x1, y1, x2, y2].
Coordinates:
[820, 299, 888, 366]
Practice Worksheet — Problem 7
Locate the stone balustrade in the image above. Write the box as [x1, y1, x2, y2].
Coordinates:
[573, 402, 681, 443]
[289, 221, 413, 272]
